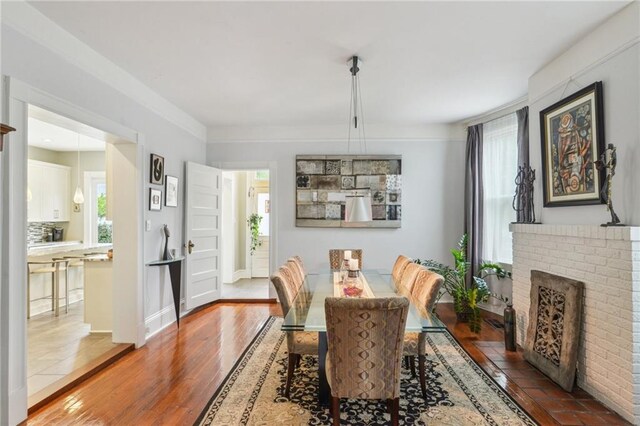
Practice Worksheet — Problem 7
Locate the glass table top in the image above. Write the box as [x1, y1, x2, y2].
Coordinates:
[281, 270, 446, 333]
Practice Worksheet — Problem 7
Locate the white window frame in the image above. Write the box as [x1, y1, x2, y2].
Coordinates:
[83, 171, 107, 244]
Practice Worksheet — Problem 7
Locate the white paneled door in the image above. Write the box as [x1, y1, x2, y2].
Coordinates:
[184, 162, 222, 310]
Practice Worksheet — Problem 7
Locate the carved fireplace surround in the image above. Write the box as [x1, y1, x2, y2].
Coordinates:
[510, 224, 640, 423]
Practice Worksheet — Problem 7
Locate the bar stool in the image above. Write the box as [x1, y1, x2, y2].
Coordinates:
[27, 259, 70, 319]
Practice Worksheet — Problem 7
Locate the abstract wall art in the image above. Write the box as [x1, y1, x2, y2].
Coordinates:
[540, 81, 605, 207]
[295, 155, 402, 228]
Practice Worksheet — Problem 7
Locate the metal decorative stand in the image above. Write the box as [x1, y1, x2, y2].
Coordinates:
[594, 143, 624, 227]
[513, 165, 537, 223]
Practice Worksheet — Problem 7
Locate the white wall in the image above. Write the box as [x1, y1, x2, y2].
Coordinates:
[207, 139, 465, 273]
[528, 2, 640, 226]
[1, 18, 206, 342]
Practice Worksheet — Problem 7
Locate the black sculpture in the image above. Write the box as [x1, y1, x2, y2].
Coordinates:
[594, 143, 624, 226]
[513, 165, 536, 223]
[162, 224, 171, 260]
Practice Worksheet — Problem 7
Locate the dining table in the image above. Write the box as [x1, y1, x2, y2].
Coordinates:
[281, 269, 447, 405]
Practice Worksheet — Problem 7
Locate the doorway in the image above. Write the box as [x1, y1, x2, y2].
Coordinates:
[25, 105, 134, 407]
[220, 169, 270, 299]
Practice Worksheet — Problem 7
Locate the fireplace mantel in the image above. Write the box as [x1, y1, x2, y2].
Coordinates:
[510, 223, 640, 423]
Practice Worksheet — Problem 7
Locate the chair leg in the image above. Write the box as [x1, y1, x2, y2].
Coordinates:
[418, 354, 427, 400]
[285, 353, 296, 398]
[296, 354, 301, 368]
[331, 396, 340, 426]
[64, 266, 69, 313]
[403, 355, 409, 369]
[409, 355, 416, 377]
[389, 397, 399, 426]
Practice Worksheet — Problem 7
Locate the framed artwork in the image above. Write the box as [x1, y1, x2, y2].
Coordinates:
[150, 153, 165, 185]
[295, 155, 401, 228]
[165, 175, 178, 207]
[540, 81, 605, 207]
[149, 188, 162, 211]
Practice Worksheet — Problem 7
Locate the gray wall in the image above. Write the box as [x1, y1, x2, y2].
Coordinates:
[528, 2, 640, 226]
[208, 140, 466, 273]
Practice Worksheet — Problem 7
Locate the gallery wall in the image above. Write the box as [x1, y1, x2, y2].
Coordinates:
[528, 1, 639, 226]
[207, 139, 466, 274]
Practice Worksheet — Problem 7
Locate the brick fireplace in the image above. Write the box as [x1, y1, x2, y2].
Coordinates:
[510, 224, 640, 423]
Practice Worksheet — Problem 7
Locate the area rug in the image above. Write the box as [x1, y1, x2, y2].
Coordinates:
[195, 316, 537, 425]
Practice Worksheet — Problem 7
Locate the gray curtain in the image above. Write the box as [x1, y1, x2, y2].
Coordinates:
[516, 106, 529, 166]
[464, 124, 483, 282]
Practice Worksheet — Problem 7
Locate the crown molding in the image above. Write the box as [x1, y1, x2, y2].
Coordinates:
[1, 1, 207, 141]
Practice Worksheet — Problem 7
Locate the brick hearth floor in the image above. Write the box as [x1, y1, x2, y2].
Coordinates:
[437, 304, 630, 425]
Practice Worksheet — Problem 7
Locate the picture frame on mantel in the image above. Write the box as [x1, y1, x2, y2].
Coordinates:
[540, 81, 605, 207]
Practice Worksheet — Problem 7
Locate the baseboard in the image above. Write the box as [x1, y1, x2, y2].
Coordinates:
[219, 298, 277, 304]
[144, 304, 177, 340]
[232, 269, 250, 282]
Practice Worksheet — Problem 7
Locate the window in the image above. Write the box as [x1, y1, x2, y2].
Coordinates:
[256, 192, 270, 236]
[95, 182, 112, 243]
[482, 113, 518, 264]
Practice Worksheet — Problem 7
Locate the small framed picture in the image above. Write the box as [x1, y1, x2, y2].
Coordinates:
[165, 175, 178, 207]
[149, 188, 162, 211]
[150, 153, 164, 185]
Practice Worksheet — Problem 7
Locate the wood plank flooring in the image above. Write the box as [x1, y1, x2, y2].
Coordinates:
[25, 302, 628, 425]
[26, 302, 280, 425]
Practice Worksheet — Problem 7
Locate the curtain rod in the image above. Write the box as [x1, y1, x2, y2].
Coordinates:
[463, 96, 528, 127]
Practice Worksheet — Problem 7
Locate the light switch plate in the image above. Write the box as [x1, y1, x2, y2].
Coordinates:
[145, 220, 151, 231]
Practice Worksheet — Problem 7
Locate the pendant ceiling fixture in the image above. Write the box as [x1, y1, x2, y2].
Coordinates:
[345, 55, 372, 223]
[73, 134, 84, 204]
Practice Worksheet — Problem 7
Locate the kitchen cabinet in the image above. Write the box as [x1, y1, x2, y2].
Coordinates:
[28, 160, 71, 222]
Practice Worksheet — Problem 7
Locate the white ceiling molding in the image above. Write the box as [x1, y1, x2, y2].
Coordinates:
[207, 123, 466, 144]
[1, 1, 207, 141]
[461, 96, 529, 127]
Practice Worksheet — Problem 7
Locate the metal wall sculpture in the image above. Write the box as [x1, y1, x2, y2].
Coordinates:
[295, 155, 401, 228]
[513, 165, 536, 223]
[594, 143, 624, 226]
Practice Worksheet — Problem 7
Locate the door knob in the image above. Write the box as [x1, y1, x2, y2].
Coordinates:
[186, 240, 195, 254]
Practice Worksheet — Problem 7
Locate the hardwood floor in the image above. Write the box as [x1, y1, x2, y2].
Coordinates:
[26, 302, 628, 425]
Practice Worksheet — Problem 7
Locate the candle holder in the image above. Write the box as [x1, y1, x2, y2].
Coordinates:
[348, 269, 359, 279]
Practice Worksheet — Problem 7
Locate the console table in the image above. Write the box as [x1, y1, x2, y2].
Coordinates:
[146, 257, 185, 327]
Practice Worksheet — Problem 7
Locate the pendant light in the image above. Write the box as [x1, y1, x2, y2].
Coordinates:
[345, 55, 372, 223]
[73, 134, 84, 204]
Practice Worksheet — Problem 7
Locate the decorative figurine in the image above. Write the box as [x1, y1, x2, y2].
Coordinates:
[162, 224, 171, 260]
[513, 165, 536, 223]
[594, 143, 624, 226]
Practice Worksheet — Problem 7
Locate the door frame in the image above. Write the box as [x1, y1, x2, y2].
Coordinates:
[1, 76, 146, 424]
[211, 161, 278, 298]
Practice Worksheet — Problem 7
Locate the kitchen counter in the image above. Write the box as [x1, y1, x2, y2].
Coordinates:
[28, 242, 112, 257]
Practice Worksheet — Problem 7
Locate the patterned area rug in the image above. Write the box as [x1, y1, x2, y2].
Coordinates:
[196, 317, 537, 425]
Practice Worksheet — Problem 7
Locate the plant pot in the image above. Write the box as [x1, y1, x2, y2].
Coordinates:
[455, 300, 473, 323]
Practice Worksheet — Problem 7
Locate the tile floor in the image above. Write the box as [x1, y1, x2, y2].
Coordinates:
[28, 300, 119, 396]
[474, 341, 629, 425]
[221, 278, 270, 299]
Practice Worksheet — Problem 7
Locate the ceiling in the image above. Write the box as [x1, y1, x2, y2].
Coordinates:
[28, 105, 106, 151]
[29, 1, 629, 129]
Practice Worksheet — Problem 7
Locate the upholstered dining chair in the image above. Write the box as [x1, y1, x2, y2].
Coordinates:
[403, 268, 444, 399]
[324, 297, 409, 426]
[289, 255, 306, 277]
[286, 258, 305, 286]
[328, 249, 363, 270]
[398, 262, 422, 296]
[391, 255, 412, 288]
[270, 267, 318, 398]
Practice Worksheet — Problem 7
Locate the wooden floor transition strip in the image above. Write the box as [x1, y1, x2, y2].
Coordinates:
[28, 342, 134, 414]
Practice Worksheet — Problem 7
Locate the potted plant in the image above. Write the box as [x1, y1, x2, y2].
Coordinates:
[247, 213, 263, 255]
[415, 234, 509, 333]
